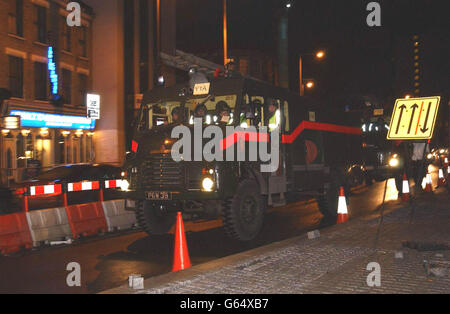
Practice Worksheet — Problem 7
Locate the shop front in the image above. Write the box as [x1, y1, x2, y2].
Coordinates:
[0, 109, 96, 185]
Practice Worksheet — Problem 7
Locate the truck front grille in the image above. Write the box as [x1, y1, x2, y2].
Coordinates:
[142, 153, 183, 190]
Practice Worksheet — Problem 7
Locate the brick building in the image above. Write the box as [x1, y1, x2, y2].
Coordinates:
[0, 0, 95, 184]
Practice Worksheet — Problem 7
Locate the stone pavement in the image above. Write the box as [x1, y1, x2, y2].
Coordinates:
[104, 189, 450, 294]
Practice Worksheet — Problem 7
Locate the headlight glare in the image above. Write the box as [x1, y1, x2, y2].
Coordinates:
[389, 157, 399, 167]
[202, 177, 214, 192]
[120, 180, 130, 192]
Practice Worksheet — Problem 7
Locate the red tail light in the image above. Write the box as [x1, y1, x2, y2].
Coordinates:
[132, 140, 138, 153]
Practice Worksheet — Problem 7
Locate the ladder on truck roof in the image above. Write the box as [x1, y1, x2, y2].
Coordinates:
[160, 50, 266, 83]
[160, 50, 224, 77]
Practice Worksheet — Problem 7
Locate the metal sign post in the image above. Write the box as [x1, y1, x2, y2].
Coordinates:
[374, 96, 442, 250]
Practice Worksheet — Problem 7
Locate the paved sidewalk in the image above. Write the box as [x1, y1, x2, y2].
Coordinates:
[105, 189, 450, 294]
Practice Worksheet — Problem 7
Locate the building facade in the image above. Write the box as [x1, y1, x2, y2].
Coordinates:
[0, 0, 95, 184]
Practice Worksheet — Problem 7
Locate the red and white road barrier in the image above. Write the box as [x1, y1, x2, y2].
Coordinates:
[68, 181, 100, 192]
[102, 200, 137, 232]
[105, 180, 124, 189]
[65, 202, 108, 239]
[0, 213, 33, 255]
[25, 207, 72, 247]
[0, 179, 135, 255]
[29, 184, 62, 196]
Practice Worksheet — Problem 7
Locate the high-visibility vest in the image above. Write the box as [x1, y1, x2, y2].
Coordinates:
[268, 110, 281, 131]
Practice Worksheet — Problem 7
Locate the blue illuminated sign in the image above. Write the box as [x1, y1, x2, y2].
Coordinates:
[48, 47, 58, 95]
[10, 110, 96, 130]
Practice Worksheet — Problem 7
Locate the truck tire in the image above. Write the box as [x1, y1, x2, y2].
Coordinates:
[317, 172, 346, 221]
[222, 179, 265, 242]
[135, 200, 175, 235]
[347, 166, 364, 187]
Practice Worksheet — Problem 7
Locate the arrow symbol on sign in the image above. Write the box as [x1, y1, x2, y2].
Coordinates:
[420, 102, 432, 133]
[396, 104, 407, 134]
[407, 103, 419, 134]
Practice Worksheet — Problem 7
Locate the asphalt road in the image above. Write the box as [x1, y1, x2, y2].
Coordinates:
[0, 167, 441, 294]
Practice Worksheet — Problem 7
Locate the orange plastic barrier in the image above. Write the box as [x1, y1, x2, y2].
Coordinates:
[65, 202, 108, 239]
[0, 213, 33, 255]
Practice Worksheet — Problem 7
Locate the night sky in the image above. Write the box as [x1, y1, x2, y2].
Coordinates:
[177, 0, 449, 111]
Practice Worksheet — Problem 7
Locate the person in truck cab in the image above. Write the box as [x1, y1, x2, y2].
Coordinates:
[216, 100, 232, 125]
[266, 98, 281, 131]
[194, 104, 207, 119]
[171, 107, 182, 124]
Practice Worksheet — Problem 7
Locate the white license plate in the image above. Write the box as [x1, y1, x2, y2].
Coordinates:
[146, 191, 171, 200]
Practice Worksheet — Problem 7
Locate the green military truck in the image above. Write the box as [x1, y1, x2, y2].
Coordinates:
[121, 74, 363, 241]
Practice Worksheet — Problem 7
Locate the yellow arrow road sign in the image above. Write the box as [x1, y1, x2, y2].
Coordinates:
[387, 96, 441, 140]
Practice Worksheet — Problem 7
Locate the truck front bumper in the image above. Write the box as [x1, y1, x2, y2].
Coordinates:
[123, 190, 222, 211]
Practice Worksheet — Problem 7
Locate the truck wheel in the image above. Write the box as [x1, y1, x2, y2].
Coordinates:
[317, 172, 346, 221]
[347, 167, 364, 187]
[135, 200, 175, 235]
[222, 180, 265, 242]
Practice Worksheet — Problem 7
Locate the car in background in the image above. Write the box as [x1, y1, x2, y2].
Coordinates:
[8, 164, 123, 211]
[430, 147, 448, 166]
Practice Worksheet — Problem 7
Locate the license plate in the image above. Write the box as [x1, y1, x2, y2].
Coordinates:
[146, 191, 171, 200]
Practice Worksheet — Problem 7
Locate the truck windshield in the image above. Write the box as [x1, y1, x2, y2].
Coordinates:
[139, 94, 238, 130]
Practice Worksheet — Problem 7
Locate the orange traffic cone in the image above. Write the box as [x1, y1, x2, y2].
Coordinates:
[401, 173, 410, 202]
[172, 212, 191, 272]
[424, 173, 433, 193]
[337, 187, 349, 224]
[444, 157, 449, 169]
[438, 168, 446, 187]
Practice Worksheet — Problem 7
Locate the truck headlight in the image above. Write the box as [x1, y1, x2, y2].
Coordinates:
[389, 157, 399, 167]
[120, 180, 130, 192]
[202, 177, 214, 192]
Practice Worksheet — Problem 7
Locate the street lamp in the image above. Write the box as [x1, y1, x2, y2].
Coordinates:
[223, 0, 228, 66]
[305, 81, 315, 90]
[299, 50, 325, 96]
[316, 51, 325, 59]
